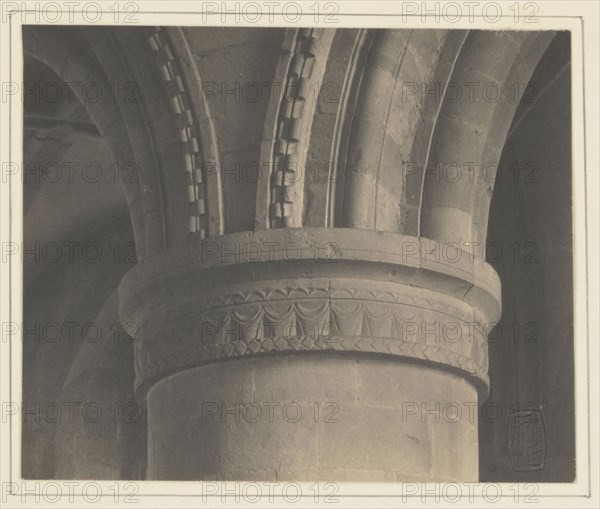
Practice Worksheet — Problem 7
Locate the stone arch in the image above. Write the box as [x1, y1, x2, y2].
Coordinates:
[84, 26, 224, 245]
[255, 28, 336, 229]
[137, 27, 224, 241]
[23, 25, 225, 256]
[23, 25, 159, 258]
[340, 29, 468, 232]
[419, 30, 556, 246]
[303, 28, 374, 227]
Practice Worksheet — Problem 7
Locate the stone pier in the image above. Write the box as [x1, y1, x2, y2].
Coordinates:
[120, 229, 500, 480]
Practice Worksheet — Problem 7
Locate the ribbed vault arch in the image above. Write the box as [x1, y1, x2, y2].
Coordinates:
[23, 25, 225, 257]
[23, 26, 158, 258]
[420, 30, 556, 246]
[334, 28, 556, 249]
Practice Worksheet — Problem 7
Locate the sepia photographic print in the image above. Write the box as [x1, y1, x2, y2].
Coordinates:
[0, 1, 598, 508]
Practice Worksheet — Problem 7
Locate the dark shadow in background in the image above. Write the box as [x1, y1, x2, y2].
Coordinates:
[481, 31, 574, 482]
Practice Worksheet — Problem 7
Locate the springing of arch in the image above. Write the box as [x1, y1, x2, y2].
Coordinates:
[23, 25, 225, 257]
[23, 25, 162, 258]
[419, 30, 557, 247]
[330, 28, 556, 250]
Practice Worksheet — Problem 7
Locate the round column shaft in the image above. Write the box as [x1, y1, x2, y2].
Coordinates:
[119, 228, 501, 481]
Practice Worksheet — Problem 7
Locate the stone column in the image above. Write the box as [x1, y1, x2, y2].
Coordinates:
[119, 228, 500, 481]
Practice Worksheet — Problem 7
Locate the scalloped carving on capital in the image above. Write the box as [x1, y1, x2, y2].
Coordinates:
[119, 228, 501, 397]
[132, 279, 490, 397]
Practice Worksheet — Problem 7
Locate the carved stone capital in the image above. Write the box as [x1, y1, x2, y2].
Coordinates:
[119, 228, 501, 397]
